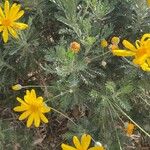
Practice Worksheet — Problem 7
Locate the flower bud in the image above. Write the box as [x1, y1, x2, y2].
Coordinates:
[100, 39, 108, 48]
[111, 36, 120, 45]
[70, 41, 80, 53]
[12, 84, 22, 91]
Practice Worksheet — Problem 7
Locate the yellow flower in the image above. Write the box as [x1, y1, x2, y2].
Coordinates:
[111, 36, 120, 45]
[12, 84, 22, 91]
[147, 0, 150, 7]
[13, 89, 50, 128]
[125, 122, 135, 136]
[61, 134, 105, 150]
[70, 41, 80, 53]
[0, 0, 28, 43]
[100, 39, 108, 48]
[112, 34, 150, 71]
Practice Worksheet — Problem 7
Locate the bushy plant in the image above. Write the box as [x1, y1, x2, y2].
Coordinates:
[0, 0, 150, 149]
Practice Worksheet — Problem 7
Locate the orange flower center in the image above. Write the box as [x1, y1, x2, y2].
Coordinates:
[2, 19, 11, 26]
[30, 104, 39, 112]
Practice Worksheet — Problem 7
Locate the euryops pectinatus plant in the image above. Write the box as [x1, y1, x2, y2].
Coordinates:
[0, 0, 150, 149]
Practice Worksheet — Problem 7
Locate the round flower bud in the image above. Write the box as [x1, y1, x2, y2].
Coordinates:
[101, 60, 107, 67]
[111, 36, 120, 45]
[100, 39, 108, 48]
[12, 84, 22, 91]
[70, 41, 80, 53]
[95, 142, 102, 147]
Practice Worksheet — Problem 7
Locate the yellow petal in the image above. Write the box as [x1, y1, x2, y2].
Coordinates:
[19, 110, 31, 120]
[2, 27, 9, 43]
[13, 10, 24, 21]
[31, 89, 37, 100]
[41, 105, 50, 113]
[37, 97, 43, 103]
[122, 40, 137, 51]
[4, 0, 10, 18]
[8, 27, 18, 38]
[141, 33, 150, 42]
[0, 26, 3, 32]
[27, 113, 34, 127]
[140, 63, 150, 71]
[10, 4, 21, 20]
[89, 146, 105, 150]
[61, 144, 77, 150]
[81, 134, 91, 149]
[16, 97, 28, 106]
[146, 58, 150, 66]
[135, 40, 140, 49]
[9, 3, 17, 15]
[34, 113, 40, 127]
[0, 7, 5, 18]
[13, 22, 28, 30]
[73, 136, 81, 149]
[133, 55, 148, 65]
[39, 113, 48, 123]
[112, 49, 136, 56]
[13, 106, 28, 112]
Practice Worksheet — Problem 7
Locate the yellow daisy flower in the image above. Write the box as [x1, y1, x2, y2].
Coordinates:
[112, 34, 150, 71]
[61, 134, 105, 150]
[14, 89, 50, 128]
[0, 0, 28, 43]
[125, 122, 135, 137]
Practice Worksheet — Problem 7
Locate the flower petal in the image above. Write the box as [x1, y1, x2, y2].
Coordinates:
[10, 4, 21, 20]
[40, 113, 49, 123]
[13, 10, 24, 21]
[13, 22, 28, 30]
[73, 136, 81, 149]
[31, 89, 37, 99]
[141, 33, 150, 42]
[27, 113, 34, 127]
[61, 144, 77, 150]
[19, 110, 31, 120]
[141, 63, 150, 71]
[4, 0, 10, 18]
[0, 7, 5, 18]
[135, 40, 140, 49]
[2, 27, 9, 43]
[0, 26, 3, 32]
[13, 106, 29, 112]
[112, 49, 136, 56]
[133, 55, 148, 65]
[81, 134, 91, 149]
[8, 26, 18, 38]
[41, 105, 50, 113]
[122, 40, 137, 51]
[34, 113, 40, 127]
[16, 97, 28, 106]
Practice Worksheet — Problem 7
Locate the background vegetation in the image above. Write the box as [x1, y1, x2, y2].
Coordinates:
[0, 0, 150, 149]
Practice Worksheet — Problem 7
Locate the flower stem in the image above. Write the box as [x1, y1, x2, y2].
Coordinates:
[50, 107, 78, 127]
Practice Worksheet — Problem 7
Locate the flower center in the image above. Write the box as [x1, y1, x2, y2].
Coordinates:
[2, 19, 11, 26]
[30, 104, 39, 112]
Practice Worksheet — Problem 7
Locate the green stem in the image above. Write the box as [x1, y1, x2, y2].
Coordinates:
[50, 107, 78, 127]
[23, 85, 53, 88]
[45, 90, 71, 102]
